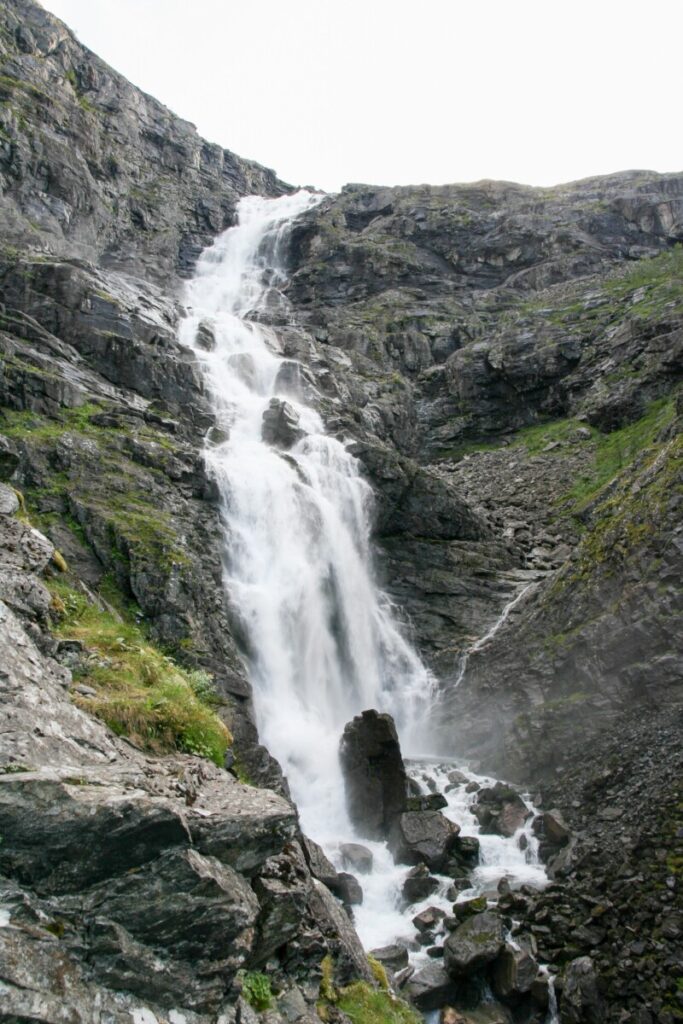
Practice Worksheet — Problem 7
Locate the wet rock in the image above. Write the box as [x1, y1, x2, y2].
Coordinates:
[331, 872, 363, 907]
[340, 842, 373, 874]
[444, 911, 505, 977]
[406, 962, 460, 1011]
[402, 863, 440, 903]
[445, 835, 480, 873]
[195, 319, 216, 351]
[261, 398, 305, 448]
[413, 906, 446, 933]
[370, 944, 409, 972]
[407, 792, 448, 811]
[474, 782, 530, 838]
[491, 942, 538, 1003]
[446, 877, 472, 900]
[339, 710, 408, 840]
[451, 895, 488, 922]
[389, 810, 460, 871]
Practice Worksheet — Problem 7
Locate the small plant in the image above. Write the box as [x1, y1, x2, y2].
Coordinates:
[241, 971, 273, 1011]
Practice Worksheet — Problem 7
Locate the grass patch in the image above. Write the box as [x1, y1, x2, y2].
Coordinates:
[568, 431, 682, 581]
[568, 397, 676, 511]
[318, 957, 419, 1024]
[514, 417, 597, 455]
[336, 983, 421, 1024]
[50, 578, 230, 765]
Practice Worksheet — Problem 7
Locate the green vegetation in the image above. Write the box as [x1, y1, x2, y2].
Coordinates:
[336, 983, 421, 1024]
[515, 417, 597, 455]
[569, 430, 682, 581]
[367, 956, 390, 991]
[318, 957, 420, 1024]
[604, 244, 683, 319]
[1, 404, 187, 570]
[567, 397, 676, 511]
[50, 578, 231, 765]
[240, 971, 273, 1011]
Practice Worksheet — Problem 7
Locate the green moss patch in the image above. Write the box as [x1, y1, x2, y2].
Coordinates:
[50, 578, 230, 765]
[335, 983, 421, 1024]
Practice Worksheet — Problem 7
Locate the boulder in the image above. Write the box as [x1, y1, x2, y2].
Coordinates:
[533, 808, 570, 846]
[261, 398, 305, 448]
[340, 842, 373, 874]
[389, 810, 460, 871]
[330, 872, 363, 907]
[370, 944, 409, 973]
[450, 895, 488, 923]
[491, 942, 538, 1003]
[406, 962, 460, 1011]
[444, 911, 505, 978]
[402, 863, 440, 903]
[339, 710, 408, 840]
[444, 835, 480, 874]
[413, 906, 446, 933]
[560, 956, 604, 1024]
[407, 792, 448, 812]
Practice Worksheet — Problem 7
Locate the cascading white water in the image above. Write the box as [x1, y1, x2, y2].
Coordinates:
[179, 190, 548, 961]
[179, 190, 435, 836]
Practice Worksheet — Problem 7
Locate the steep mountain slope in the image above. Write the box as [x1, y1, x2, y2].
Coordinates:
[0, 1, 681, 1022]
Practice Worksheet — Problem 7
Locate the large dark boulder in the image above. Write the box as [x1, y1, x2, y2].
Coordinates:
[339, 710, 408, 840]
[560, 956, 604, 1024]
[406, 962, 460, 1012]
[389, 810, 460, 872]
[444, 911, 505, 978]
[491, 942, 538, 1004]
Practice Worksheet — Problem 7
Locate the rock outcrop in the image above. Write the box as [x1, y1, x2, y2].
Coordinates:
[338, 709, 408, 840]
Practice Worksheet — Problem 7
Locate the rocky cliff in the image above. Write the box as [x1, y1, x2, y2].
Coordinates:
[0, 1, 682, 1022]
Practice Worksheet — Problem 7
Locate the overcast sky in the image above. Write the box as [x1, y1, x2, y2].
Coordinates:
[41, 0, 681, 194]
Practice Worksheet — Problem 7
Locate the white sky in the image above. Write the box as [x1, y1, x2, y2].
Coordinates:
[40, 0, 682, 193]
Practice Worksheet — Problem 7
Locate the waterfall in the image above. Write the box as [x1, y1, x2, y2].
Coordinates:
[179, 190, 435, 837]
[179, 190, 548, 961]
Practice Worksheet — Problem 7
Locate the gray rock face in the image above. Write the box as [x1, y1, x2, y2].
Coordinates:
[0, 0, 287, 284]
[443, 911, 505, 977]
[0, 482, 19, 515]
[339, 709, 408, 840]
